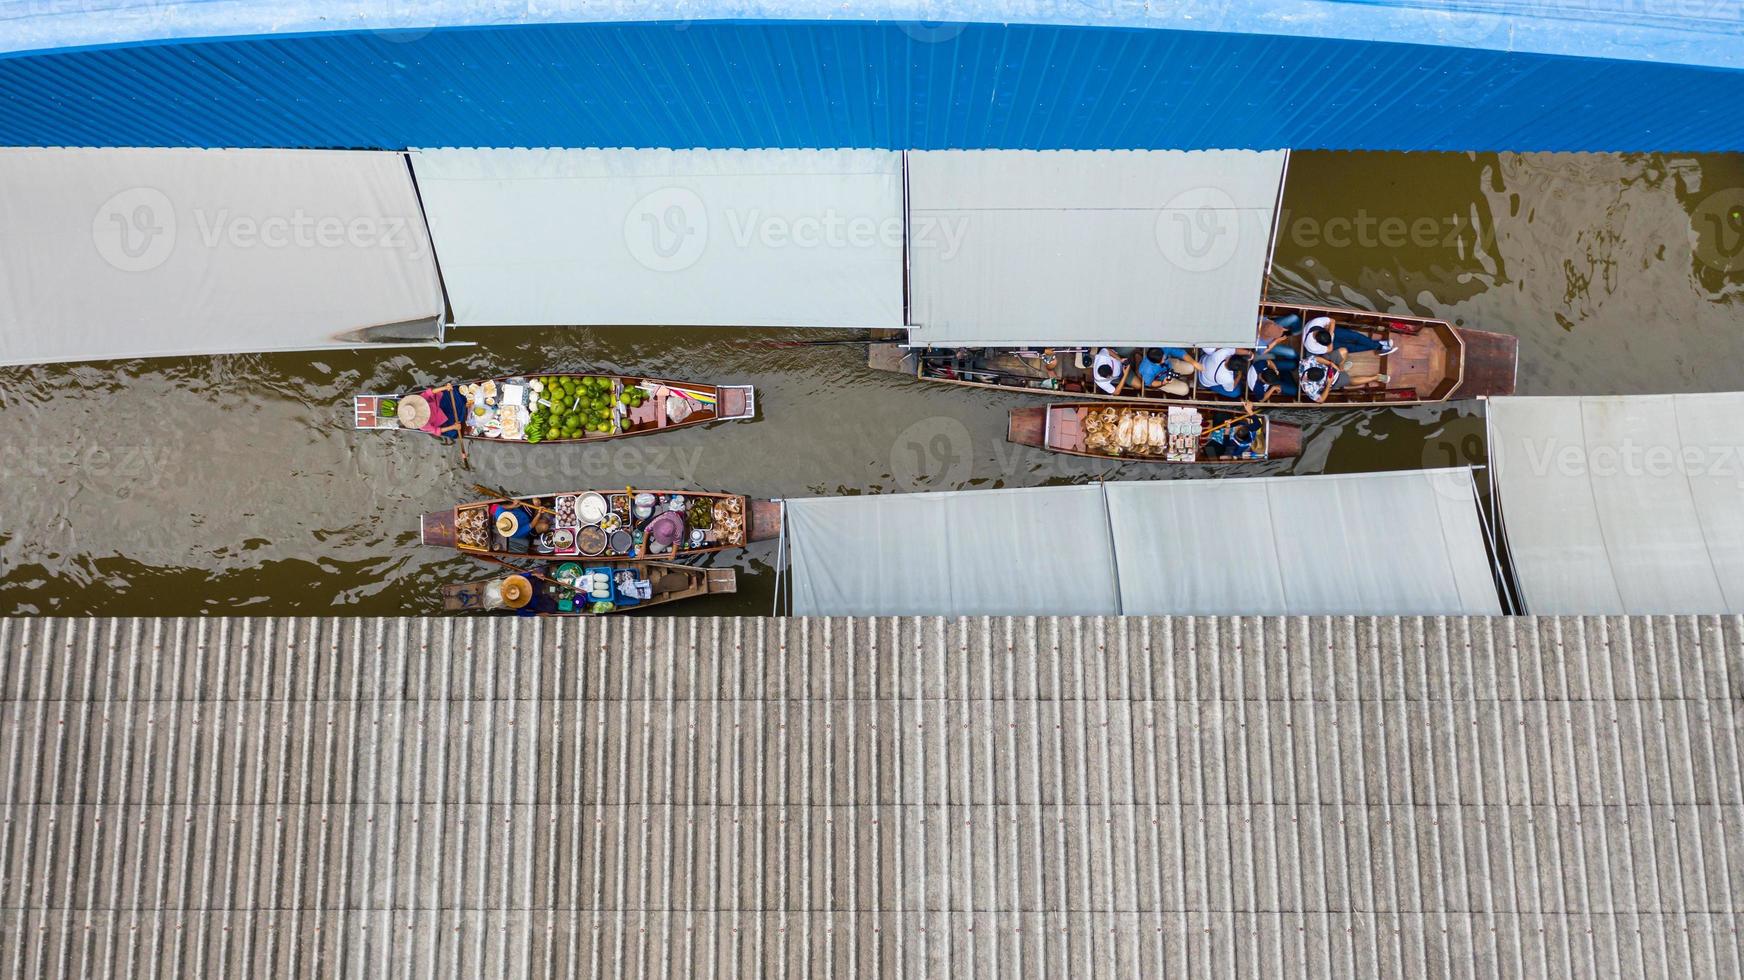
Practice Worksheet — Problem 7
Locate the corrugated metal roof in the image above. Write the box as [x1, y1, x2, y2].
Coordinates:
[6, 0, 1743, 69]
[5, 615, 1742, 978]
[1, 21, 1741, 151]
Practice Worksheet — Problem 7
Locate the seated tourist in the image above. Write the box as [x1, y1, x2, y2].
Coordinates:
[1263, 311, 1395, 356]
[1299, 355, 1388, 402]
[1303, 316, 1394, 358]
[1135, 347, 1192, 396]
[1194, 347, 1249, 399]
[1245, 355, 1298, 405]
[1090, 347, 1130, 394]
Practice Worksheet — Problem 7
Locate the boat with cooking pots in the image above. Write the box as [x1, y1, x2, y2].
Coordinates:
[420, 488, 782, 561]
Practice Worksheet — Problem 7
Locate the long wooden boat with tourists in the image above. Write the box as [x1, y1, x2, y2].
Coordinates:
[440, 561, 737, 616]
[420, 488, 782, 561]
[1008, 404, 1302, 463]
[355, 372, 754, 444]
[870, 301, 1517, 408]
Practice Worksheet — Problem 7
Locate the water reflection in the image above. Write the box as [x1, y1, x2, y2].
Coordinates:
[2, 152, 1740, 614]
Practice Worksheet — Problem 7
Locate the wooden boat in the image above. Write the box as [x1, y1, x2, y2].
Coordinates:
[1008, 404, 1302, 463]
[869, 301, 1517, 407]
[355, 372, 754, 443]
[440, 561, 737, 616]
[420, 488, 782, 561]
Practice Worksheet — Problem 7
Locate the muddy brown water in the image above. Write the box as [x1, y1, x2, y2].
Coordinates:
[3, 151, 1741, 615]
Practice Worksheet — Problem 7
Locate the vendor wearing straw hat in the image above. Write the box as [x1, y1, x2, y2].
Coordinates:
[397, 387, 463, 440]
[481, 574, 536, 614]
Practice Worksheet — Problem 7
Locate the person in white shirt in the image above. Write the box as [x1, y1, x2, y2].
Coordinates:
[1192, 347, 1247, 399]
[1090, 347, 1130, 394]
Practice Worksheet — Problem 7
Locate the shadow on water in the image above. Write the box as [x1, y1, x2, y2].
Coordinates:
[2, 152, 1740, 614]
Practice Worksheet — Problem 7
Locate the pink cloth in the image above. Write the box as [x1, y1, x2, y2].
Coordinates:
[418, 389, 450, 436]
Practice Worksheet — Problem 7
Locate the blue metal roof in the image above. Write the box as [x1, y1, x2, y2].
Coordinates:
[7, 0, 1743, 69]
[0, 19, 1740, 151]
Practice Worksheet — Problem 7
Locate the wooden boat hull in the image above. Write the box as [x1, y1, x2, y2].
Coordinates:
[872, 302, 1518, 408]
[1009, 404, 1302, 463]
[421, 489, 779, 561]
[440, 562, 737, 616]
[356, 373, 754, 443]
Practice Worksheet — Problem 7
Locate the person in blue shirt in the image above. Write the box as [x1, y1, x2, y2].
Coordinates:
[1245, 354, 1298, 405]
[1135, 347, 1192, 396]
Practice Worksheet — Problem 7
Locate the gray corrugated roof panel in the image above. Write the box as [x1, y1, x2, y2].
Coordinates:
[3, 615, 1742, 978]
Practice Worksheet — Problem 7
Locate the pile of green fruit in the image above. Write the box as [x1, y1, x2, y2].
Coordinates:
[686, 499, 714, 529]
[524, 375, 648, 444]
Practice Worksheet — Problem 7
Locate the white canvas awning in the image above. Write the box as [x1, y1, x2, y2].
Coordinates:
[784, 468, 1501, 617]
[410, 148, 906, 328]
[784, 485, 1120, 617]
[1487, 393, 1744, 614]
[1103, 470, 1502, 615]
[905, 149, 1287, 348]
[0, 148, 445, 367]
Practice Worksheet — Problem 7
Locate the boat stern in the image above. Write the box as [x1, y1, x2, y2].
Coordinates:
[749, 499, 784, 543]
[867, 343, 917, 376]
[420, 509, 458, 548]
[1451, 328, 1520, 398]
[720, 385, 757, 420]
[705, 568, 739, 595]
[1006, 406, 1049, 448]
[1265, 421, 1305, 460]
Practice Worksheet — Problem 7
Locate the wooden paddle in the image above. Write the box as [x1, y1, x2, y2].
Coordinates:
[470, 484, 557, 518]
[468, 553, 574, 593]
[1199, 411, 1263, 442]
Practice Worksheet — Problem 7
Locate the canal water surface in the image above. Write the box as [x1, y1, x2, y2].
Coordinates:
[3, 151, 1741, 614]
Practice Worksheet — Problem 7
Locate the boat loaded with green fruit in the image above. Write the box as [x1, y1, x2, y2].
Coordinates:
[354, 372, 755, 443]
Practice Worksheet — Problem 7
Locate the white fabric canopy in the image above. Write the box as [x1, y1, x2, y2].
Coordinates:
[905, 149, 1287, 348]
[1104, 470, 1502, 615]
[0, 148, 445, 366]
[1488, 393, 1744, 614]
[410, 148, 906, 328]
[785, 468, 1501, 617]
[785, 485, 1120, 617]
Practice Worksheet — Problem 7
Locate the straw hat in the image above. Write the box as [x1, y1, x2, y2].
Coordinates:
[499, 575, 533, 609]
[397, 394, 432, 429]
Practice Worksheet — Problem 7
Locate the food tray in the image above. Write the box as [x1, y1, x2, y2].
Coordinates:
[583, 566, 618, 603]
[553, 494, 579, 530]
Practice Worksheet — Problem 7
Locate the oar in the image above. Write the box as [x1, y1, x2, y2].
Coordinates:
[467, 553, 573, 592]
[469, 484, 558, 518]
[1200, 412, 1261, 440]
